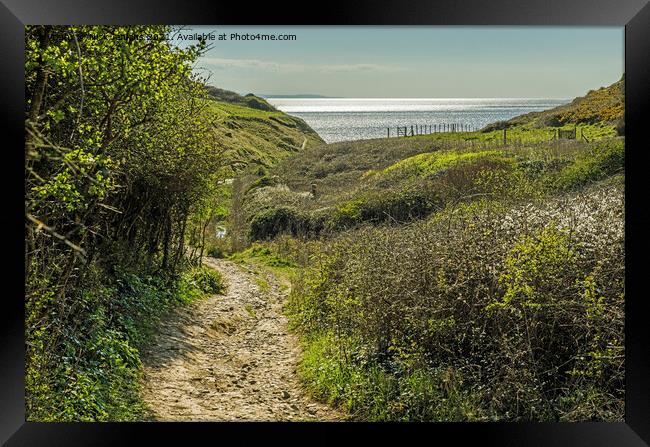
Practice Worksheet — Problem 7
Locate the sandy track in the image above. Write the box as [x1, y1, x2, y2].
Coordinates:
[140, 258, 341, 421]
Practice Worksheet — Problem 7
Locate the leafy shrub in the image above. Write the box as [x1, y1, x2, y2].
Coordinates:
[26, 264, 223, 422]
[180, 265, 226, 297]
[249, 206, 307, 240]
[554, 140, 624, 190]
[328, 199, 366, 229]
[289, 184, 624, 421]
[207, 245, 226, 258]
[326, 156, 519, 232]
[327, 186, 440, 231]
[299, 331, 485, 421]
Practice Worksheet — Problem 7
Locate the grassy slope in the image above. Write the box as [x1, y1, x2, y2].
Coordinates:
[187, 89, 327, 263]
[204, 94, 324, 177]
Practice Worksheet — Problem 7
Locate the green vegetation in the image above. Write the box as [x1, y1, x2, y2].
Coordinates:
[26, 263, 225, 421]
[201, 93, 323, 177]
[552, 139, 624, 190]
[24, 25, 316, 421]
[25, 25, 223, 421]
[378, 149, 506, 178]
[235, 77, 623, 243]
[229, 242, 298, 269]
[241, 136, 622, 240]
[244, 303, 257, 318]
[286, 180, 624, 421]
[25, 26, 624, 422]
[236, 79, 625, 421]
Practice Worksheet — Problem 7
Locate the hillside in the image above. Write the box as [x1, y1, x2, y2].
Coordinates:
[484, 77, 624, 131]
[203, 87, 324, 176]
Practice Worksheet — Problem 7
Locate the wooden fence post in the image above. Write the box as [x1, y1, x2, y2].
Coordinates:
[503, 128, 507, 145]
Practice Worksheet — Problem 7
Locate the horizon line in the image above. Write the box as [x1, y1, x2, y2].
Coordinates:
[261, 96, 572, 100]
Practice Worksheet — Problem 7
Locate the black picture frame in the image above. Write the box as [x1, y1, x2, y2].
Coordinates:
[3, 0, 649, 445]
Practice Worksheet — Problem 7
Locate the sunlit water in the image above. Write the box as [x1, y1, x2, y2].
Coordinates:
[266, 98, 569, 143]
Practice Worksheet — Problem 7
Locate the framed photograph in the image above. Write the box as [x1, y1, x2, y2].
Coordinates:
[3, 0, 650, 444]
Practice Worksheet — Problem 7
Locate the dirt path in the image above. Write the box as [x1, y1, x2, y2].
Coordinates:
[140, 258, 341, 421]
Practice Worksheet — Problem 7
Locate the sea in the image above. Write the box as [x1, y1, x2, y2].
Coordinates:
[266, 98, 569, 144]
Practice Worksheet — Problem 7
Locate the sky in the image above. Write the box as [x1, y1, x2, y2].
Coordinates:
[172, 26, 624, 99]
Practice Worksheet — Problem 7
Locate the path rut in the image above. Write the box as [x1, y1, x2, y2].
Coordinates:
[141, 258, 341, 421]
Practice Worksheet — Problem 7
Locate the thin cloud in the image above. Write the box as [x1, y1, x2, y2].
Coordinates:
[201, 57, 406, 73]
